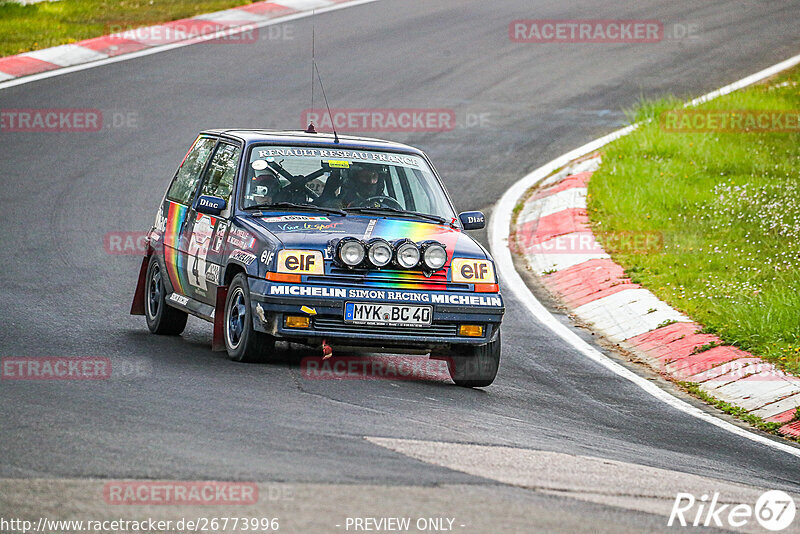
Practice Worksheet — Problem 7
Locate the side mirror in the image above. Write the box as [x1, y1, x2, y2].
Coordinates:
[196, 195, 226, 216]
[459, 211, 485, 230]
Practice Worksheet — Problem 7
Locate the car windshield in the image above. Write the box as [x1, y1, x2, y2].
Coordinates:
[242, 145, 456, 220]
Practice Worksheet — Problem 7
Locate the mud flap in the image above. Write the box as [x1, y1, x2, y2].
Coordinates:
[212, 285, 229, 352]
[129, 255, 149, 316]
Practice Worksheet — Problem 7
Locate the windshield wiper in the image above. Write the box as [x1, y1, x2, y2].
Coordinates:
[244, 202, 347, 217]
[345, 206, 448, 225]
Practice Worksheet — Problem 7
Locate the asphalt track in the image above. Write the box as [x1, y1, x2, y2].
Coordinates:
[2, 0, 800, 531]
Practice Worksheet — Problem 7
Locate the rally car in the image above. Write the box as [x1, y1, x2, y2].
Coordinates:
[131, 129, 504, 386]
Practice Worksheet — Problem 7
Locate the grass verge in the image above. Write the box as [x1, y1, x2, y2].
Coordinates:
[679, 382, 799, 439]
[588, 65, 800, 375]
[0, 0, 256, 57]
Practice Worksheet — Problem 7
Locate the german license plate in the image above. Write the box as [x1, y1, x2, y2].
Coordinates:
[344, 302, 432, 327]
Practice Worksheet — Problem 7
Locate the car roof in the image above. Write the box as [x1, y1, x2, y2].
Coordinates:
[202, 129, 427, 157]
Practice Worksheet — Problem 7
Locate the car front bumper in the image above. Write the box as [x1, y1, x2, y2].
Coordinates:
[248, 280, 504, 350]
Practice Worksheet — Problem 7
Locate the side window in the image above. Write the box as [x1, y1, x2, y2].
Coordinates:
[167, 137, 216, 204]
[199, 143, 241, 203]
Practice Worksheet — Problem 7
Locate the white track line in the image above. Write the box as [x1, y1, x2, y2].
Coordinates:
[0, 0, 381, 91]
[490, 53, 800, 458]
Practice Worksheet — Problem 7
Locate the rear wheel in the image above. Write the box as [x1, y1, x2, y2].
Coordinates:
[224, 273, 275, 363]
[145, 256, 188, 335]
[447, 331, 501, 387]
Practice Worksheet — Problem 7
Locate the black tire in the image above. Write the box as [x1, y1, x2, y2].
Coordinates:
[144, 255, 188, 335]
[224, 273, 275, 363]
[447, 331, 501, 387]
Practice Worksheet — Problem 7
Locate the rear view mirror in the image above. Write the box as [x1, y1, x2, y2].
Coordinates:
[459, 211, 485, 230]
[196, 195, 226, 216]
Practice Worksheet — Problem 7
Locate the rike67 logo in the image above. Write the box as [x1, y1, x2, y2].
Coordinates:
[669, 490, 796, 531]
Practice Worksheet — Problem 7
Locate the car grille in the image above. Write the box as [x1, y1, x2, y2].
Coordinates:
[313, 317, 459, 337]
[328, 266, 448, 280]
[307, 268, 470, 291]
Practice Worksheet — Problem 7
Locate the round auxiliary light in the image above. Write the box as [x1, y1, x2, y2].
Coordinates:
[367, 239, 393, 267]
[395, 240, 421, 269]
[338, 238, 366, 267]
[422, 242, 447, 271]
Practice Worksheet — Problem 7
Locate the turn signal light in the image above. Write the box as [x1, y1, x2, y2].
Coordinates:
[474, 283, 499, 293]
[459, 325, 483, 337]
[266, 272, 302, 283]
[285, 316, 310, 328]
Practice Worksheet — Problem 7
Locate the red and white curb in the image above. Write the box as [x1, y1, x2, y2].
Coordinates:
[0, 0, 370, 86]
[490, 52, 800, 455]
[511, 155, 800, 437]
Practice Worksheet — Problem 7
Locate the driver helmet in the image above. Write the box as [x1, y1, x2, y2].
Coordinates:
[348, 164, 384, 198]
[251, 170, 280, 204]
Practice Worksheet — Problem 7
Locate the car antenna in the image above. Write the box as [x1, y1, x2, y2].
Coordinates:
[305, 16, 316, 134]
[305, 15, 339, 143]
[315, 62, 339, 143]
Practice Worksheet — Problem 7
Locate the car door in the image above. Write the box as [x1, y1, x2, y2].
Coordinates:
[183, 141, 242, 305]
[160, 135, 217, 298]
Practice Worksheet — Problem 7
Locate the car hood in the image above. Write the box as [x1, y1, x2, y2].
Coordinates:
[244, 214, 488, 261]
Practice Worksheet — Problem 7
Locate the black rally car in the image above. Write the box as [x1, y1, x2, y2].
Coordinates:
[131, 130, 504, 386]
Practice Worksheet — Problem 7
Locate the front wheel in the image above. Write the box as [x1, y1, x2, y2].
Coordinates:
[224, 273, 275, 363]
[447, 331, 501, 388]
[145, 256, 188, 335]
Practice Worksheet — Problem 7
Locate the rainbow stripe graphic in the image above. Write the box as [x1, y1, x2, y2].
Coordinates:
[361, 219, 462, 290]
[163, 201, 189, 294]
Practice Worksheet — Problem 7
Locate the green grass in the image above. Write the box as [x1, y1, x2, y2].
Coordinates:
[0, 0, 256, 57]
[588, 66, 800, 374]
[680, 382, 788, 437]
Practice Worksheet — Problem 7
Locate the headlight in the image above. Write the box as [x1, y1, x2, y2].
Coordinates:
[421, 242, 447, 271]
[367, 239, 393, 267]
[394, 240, 421, 269]
[337, 237, 366, 267]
